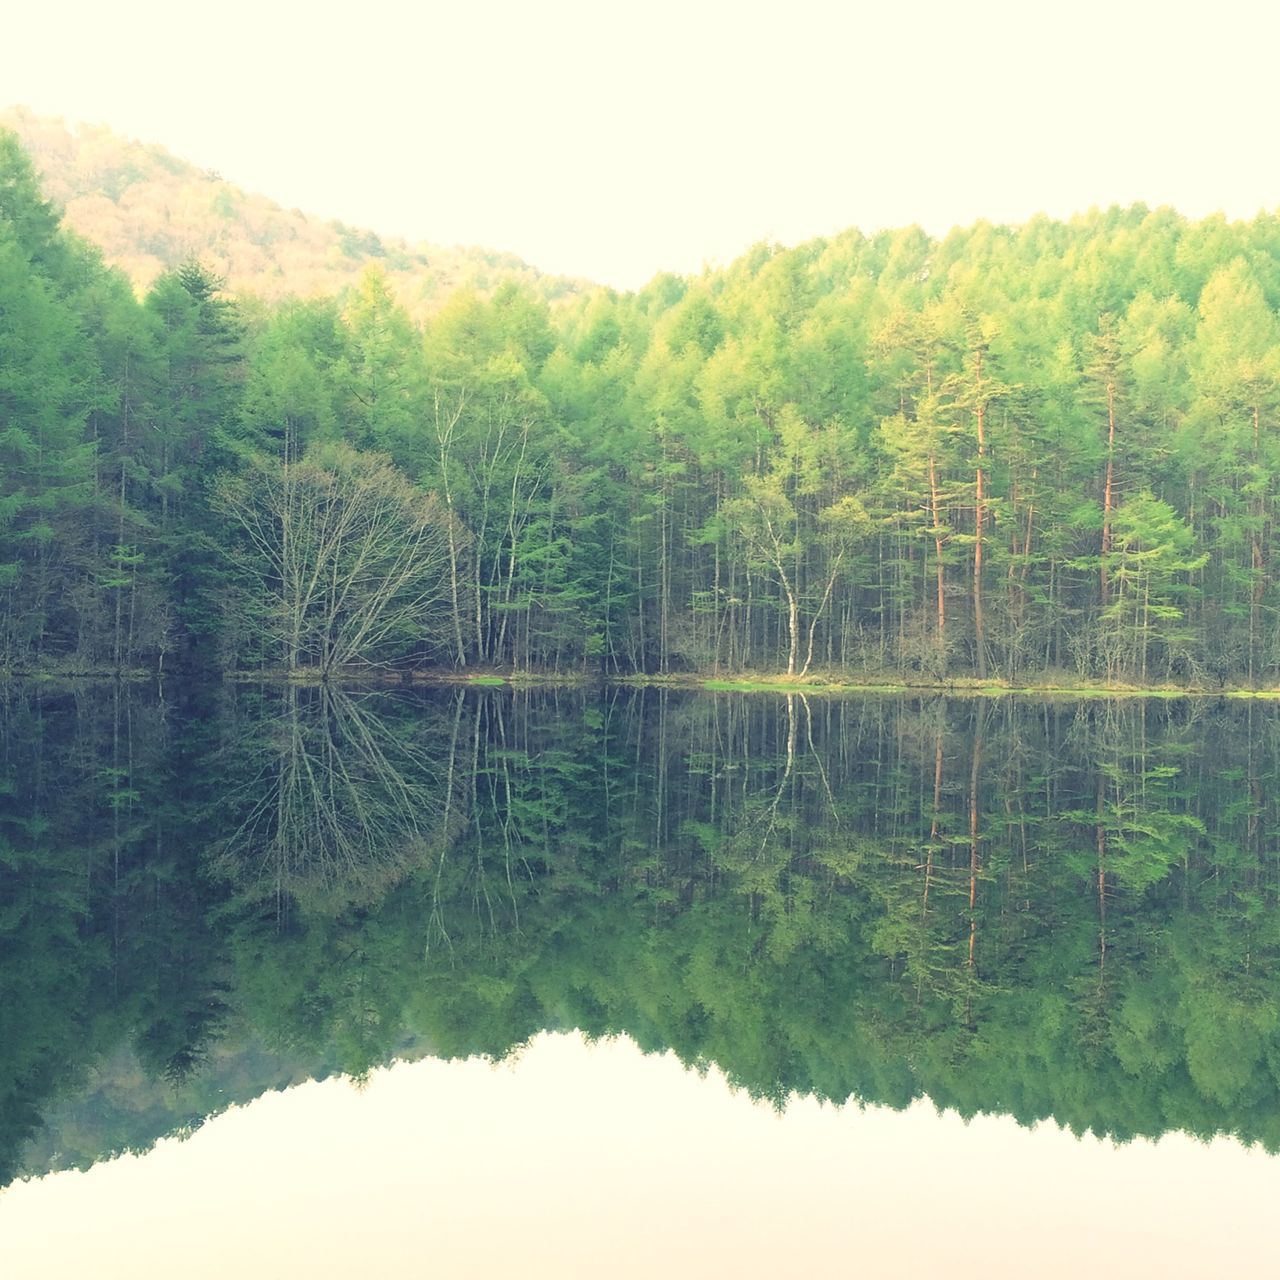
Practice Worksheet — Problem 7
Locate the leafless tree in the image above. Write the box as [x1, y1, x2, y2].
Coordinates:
[215, 442, 455, 674]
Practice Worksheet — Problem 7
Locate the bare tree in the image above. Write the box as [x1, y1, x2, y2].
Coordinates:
[216, 443, 454, 674]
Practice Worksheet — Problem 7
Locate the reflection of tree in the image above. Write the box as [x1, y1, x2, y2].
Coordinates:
[216, 685, 464, 912]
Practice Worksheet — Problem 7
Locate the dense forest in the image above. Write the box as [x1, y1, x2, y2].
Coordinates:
[7, 123, 1280, 682]
[6, 685, 1280, 1182]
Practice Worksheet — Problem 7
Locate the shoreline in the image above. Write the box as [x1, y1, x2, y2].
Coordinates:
[6, 666, 1280, 700]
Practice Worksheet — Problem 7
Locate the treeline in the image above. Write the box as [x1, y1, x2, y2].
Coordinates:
[8, 126, 1280, 680]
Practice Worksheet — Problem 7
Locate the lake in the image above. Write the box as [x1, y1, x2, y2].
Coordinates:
[2, 684, 1279, 1275]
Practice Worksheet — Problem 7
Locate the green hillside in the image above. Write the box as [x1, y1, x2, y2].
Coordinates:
[0, 106, 587, 314]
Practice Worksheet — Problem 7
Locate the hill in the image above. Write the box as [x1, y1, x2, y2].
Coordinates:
[0, 106, 590, 314]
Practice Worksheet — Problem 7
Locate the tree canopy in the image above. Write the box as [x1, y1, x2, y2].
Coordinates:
[9, 124, 1280, 683]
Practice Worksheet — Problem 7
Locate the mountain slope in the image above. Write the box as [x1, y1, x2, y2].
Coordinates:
[0, 106, 589, 313]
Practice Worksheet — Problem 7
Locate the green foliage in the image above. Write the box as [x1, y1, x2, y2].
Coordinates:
[9, 120, 1280, 683]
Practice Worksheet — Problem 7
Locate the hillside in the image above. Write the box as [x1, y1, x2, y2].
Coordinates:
[0, 106, 589, 314]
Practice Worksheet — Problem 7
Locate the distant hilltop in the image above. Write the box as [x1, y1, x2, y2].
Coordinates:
[0, 105, 591, 315]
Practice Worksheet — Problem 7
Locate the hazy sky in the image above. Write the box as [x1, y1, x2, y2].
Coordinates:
[4, 1, 1279, 288]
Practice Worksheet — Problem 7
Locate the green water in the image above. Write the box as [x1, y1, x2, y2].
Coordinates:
[4, 682, 1280, 1186]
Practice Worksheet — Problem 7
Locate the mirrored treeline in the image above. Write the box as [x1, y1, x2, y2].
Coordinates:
[4, 684, 1280, 1184]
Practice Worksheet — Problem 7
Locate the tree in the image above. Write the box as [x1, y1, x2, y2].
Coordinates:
[145, 261, 244, 662]
[873, 303, 962, 674]
[1188, 261, 1280, 681]
[338, 266, 424, 452]
[215, 443, 452, 674]
[418, 288, 556, 668]
[0, 223, 97, 666]
[1084, 314, 1124, 610]
[722, 413, 869, 677]
[238, 297, 347, 464]
[942, 308, 1008, 679]
[1098, 491, 1207, 681]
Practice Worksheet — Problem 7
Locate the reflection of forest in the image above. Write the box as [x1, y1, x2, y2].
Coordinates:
[4, 684, 1280, 1184]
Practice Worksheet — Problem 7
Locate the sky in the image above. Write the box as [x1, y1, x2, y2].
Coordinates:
[4, 0, 1280, 289]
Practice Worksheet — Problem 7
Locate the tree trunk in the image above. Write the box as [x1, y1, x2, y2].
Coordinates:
[1101, 379, 1116, 608]
[973, 354, 988, 679]
[786, 588, 799, 676]
[929, 450, 946, 667]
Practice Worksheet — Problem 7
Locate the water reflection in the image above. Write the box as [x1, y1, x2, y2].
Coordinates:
[7, 1031, 1280, 1280]
[3, 684, 1280, 1184]
[215, 685, 463, 912]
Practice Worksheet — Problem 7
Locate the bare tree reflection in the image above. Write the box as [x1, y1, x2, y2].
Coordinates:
[216, 685, 466, 912]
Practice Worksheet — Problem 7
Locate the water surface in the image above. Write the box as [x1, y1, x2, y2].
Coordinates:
[2, 684, 1279, 1271]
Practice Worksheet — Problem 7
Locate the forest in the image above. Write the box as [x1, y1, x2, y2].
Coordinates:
[7, 124, 1280, 683]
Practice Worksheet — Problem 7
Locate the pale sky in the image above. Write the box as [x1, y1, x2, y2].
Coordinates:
[4, 0, 1279, 289]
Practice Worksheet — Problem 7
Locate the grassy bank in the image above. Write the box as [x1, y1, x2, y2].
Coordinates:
[13, 664, 1280, 700]
[609, 670, 1280, 699]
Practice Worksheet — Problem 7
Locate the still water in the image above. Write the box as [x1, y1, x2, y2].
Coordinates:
[2, 684, 1280, 1275]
